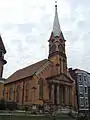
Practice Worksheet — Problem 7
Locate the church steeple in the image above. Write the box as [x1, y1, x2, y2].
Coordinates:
[0, 36, 6, 54]
[0, 35, 7, 78]
[48, 1, 67, 74]
[53, 1, 61, 37]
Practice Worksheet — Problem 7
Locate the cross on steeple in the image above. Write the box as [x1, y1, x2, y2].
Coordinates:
[53, 0, 61, 37]
[55, 0, 57, 7]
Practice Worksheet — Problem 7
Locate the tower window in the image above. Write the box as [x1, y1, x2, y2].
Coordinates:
[49, 44, 56, 54]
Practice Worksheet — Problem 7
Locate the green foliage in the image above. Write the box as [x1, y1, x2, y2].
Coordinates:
[0, 99, 6, 110]
[67, 111, 75, 119]
[76, 114, 88, 120]
[24, 106, 28, 111]
[6, 101, 17, 110]
[0, 99, 17, 110]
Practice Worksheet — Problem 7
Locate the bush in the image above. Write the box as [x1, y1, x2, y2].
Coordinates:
[6, 101, 17, 110]
[24, 106, 28, 111]
[68, 111, 75, 118]
[76, 114, 88, 120]
[0, 99, 6, 110]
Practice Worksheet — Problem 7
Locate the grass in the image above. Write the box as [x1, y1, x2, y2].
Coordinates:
[0, 115, 75, 120]
[0, 115, 50, 120]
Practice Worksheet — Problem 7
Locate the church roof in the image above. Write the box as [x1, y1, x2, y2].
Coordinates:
[0, 36, 6, 53]
[0, 77, 6, 83]
[53, 3, 61, 37]
[5, 59, 48, 84]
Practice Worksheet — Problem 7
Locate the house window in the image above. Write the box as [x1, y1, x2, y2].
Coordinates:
[84, 76, 87, 85]
[80, 94, 83, 97]
[79, 85, 83, 94]
[78, 75, 82, 82]
[85, 98, 88, 107]
[84, 76, 87, 81]
[84, 87, 87, 94]
[79, 97, 84, 107]
[39, 79, 43, 100]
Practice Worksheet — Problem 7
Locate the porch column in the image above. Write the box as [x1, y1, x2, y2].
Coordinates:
[65, 86, 68, 105]
[69, 87, 72, 106]
[59, 85, 61, 105]
[60, 86, 64, 105]
[66, 86, 69, 105]
[57, 85, 60, 105]
[51, 84, 55, 104]
[60, 86, 62, 105]
[62, 86, 64, 105]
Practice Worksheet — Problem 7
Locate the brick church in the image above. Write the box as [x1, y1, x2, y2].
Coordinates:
[0, 3, 77, 108]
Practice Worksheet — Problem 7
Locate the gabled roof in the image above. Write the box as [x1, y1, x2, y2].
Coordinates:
[47, 73, 73, 83]
[6, 59, 48, 84]
[0, 36, 6, 54]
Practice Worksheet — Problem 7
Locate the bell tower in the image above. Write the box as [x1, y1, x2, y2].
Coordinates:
[0, 36, 7, 78]
[48, 2, 67, 74]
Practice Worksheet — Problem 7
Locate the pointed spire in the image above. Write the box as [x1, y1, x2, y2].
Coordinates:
[0, 35, 6, 54]
[53, 1, 61, 37]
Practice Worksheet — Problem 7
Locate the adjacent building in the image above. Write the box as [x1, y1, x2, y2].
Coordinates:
[87, 73, 90, 112]
[69, 68, 90, 112]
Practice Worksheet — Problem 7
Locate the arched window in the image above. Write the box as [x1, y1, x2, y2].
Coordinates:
[38, 79, 43, 100]
[2, 88, 6, 97]
[13, 89, 16, 101]
[9, 87, 13, 100]
[25, 83, 29, 102]
[16, 86, 20, 103]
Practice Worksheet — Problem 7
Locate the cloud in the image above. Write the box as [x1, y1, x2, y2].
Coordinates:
[0, 0, 90, 78]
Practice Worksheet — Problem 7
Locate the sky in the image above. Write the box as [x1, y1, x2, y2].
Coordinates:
[0, 0, 90, 78]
